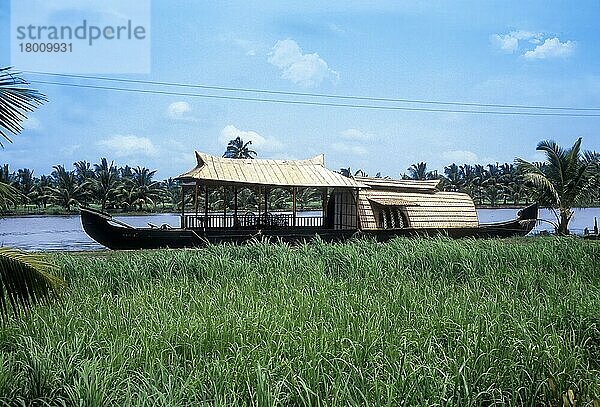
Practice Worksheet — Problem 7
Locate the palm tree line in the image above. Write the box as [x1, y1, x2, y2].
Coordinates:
[407, 161, 533, 206]
[4, 147, 600, 215]
[1, 136, 323, 214]
[339, 161, 536, 206]
[1, 160, 174, 213]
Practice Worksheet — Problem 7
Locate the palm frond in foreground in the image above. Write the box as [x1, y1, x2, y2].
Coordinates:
[0, 247, 64, 321]
[0, 67, 47, 146]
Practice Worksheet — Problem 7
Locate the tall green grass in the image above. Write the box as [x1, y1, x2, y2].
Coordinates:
[0, 237, 599, 405]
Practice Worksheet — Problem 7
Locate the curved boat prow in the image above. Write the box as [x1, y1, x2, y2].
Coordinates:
[517, 203, 539, 222]
[477, 203, 539, 237]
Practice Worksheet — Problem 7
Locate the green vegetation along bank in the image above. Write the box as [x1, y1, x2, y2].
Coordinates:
[1, 238, 599, 405]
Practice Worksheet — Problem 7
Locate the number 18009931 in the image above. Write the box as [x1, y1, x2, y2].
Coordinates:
[19, 43, 72, 52]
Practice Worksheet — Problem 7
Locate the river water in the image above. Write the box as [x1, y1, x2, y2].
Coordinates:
[1, 208, 599, 251]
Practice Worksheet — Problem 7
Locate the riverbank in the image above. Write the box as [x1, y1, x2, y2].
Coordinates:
[1, 238, 599, 404]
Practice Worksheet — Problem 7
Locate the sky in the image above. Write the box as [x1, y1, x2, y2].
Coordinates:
[1, 0, 600, 180]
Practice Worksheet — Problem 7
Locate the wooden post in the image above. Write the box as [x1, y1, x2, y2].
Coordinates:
[223, 187, 227, 228]
[234, 186, 238, 227]
[204, 185, 209, 228]
[264, 187, 269, 224]
[180, 185, 185, 228]
[194, 183, 199, 228]
[292, 187, 297, 227]
[322, 188, 328, 227]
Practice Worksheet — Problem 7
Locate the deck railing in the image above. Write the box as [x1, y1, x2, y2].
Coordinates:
[182, 213, 323, 229]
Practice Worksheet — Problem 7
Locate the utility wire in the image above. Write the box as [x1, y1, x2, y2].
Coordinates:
[29, 79, 600, 117]
[25, 70, 600, 112]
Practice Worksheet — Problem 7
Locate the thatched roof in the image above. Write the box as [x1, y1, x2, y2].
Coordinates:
[358, 189, 479, 229]
[354, 177, 441, 192]
[177, 152, 366, 188]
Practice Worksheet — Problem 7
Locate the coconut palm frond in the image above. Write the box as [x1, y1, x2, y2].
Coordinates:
[582, 150, 600, 165]
[536, 140, 566, 185]
[523, 172, 559, 203]
[515, 158, 544, 176]
[0, 248, 64, 322]
[0, 181, 20, 209]
[0, 67, 47, 146]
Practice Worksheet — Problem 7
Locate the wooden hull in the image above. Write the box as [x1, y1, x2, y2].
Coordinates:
[80, 204, 538, 250]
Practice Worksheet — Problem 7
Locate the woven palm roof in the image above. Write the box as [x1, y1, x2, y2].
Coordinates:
[358, 189, 479, 229]
[354, 177, 441, 192]
[368, 197, 416, 206]
[177, 151, 366, 188]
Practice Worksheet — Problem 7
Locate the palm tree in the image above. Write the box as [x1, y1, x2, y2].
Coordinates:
[444, 163, 463, 192]
[516, 138, 600, 235]
[31, 174, 53, 208]
[0, 67, 62, 319]
[407, 162, 428, 180]
[49, 165, 89, 211]
[223, 137, 257, 159]
[123, 166, 164, 211]
[16, 168, 35, 207]
[93, 158, 121, 210]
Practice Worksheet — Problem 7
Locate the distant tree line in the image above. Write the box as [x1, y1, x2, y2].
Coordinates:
[2, 137, 600, 222]
[343, 161, 537, 206]
[0, 159, 178, 213]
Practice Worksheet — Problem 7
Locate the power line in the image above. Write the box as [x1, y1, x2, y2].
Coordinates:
[25, 70, 600, 112]
[29, 79, 600, 117]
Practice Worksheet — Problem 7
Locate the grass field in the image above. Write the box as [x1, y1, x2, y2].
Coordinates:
[1, 237, 599, 405]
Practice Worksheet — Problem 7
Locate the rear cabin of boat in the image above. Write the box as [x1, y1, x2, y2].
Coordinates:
[175, 152, 365, 231]
[355, 177, 480, 230]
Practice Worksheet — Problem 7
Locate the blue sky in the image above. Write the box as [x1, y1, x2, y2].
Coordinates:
[1, 0, 600, 180]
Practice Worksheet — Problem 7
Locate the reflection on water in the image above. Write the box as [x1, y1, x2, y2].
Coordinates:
[1, 208, 599, 252]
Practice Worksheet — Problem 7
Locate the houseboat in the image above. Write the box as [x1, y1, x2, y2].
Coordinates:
[80, 151, 538, 250]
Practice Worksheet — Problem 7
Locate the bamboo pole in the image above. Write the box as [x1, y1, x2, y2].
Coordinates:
[180, 185, 185, 229]
[234, 186, 238, 227]
[292, 187, 297, 227]
[194, 183, 199, 228]
[322, 188, 328, 227]
[204, 185, 209, 228]
[264, 187, 269, 224]
[223, 187, 227, 228]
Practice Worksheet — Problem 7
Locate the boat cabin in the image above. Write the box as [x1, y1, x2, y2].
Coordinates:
[175, 152, 482, 234]
[175, 152, 365, 232]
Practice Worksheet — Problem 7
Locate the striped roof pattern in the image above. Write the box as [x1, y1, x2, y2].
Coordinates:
[358, 189, 479, 230]
[177, 152, 366, 188]
[354, 177, 441, 192]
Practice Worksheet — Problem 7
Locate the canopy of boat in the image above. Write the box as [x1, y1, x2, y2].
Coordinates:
[177, 151, 367, 188]
[355, 177, 479, 229]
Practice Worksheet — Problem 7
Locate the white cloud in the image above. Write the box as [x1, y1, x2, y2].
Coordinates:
[97, 134, 158, 157]
[491, 30, 574, 60]
[490, 30, 543, 53]
[332, 142, 368, 156]
[491, 34, 519, 53]
[442, 150, 479, 164]
[167, 101, 191, 119]
[340, 128, 371, 141]
[22, 117, 41, 130]
[523, 38, 575, 59]
[268, 39, 338, 87]
[219, 125, 282, 153]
